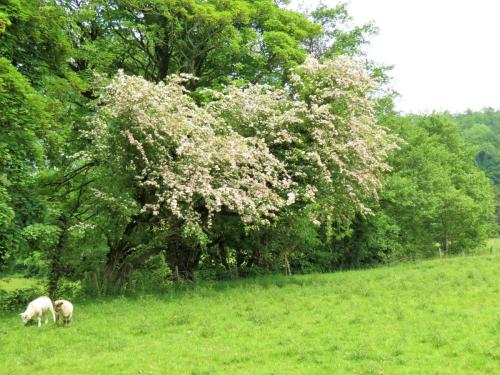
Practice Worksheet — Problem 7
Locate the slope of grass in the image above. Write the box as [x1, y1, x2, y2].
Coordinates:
[0, 275, 40, 292]
[0, 255, 499, 374]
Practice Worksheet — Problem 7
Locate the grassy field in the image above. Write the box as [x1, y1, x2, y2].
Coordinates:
[0, 275, 40, 291]
[0, 255, 499, 374]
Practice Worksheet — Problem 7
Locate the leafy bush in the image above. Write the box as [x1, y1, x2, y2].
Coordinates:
[54, 278, 83, 301]
[0, 286, 47, 311]
[118, 254, 173, 294]
[15, 251, 48, 277]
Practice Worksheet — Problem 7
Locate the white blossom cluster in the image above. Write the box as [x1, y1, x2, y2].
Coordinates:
[89, 72, 291, 228]
[88, 56, 398, 231]
[208, 56, 399, 221]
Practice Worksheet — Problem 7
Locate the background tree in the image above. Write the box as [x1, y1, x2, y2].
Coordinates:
[344, 114, 496, 260]
[305, 2, 377, 58]
[0, 0, 93, 299]
[455, 109, 500, 232]
[0, 0, 77, 269]
[0, 58, 47, 266]
[61, 0, 321, 88]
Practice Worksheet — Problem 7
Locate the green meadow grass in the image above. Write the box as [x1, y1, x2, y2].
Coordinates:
[1, 255, 499, 374]
[0, 275, 40, 292]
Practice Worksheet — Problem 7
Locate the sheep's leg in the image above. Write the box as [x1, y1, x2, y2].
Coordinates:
[37, 317, 41, 327]
[50, 306, 56, 323]
[44, 313, 49, 325]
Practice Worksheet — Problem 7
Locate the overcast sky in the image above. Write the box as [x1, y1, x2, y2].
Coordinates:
[290, 0, 500, 114]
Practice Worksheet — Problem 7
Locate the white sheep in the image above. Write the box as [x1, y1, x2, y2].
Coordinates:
[19, 296, 56, 327]
[54, 300, 74, 326]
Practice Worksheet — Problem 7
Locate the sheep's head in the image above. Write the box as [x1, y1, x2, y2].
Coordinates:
[54, 301, 64, 311]
[19, 313, 30, 325]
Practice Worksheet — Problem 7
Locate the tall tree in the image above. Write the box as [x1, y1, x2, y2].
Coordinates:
[0, 0, 75, 266]
[305, 2, 376, 58]
[61, 0, 321, 88]
[376, 115, 495, 257]
[0, 57, 47, 265]
[0, 0, 92, 299]
[455, 109, 500, 231]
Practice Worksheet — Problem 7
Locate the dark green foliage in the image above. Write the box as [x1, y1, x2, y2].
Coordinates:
[0, 0, 89, 294]
[61, 0, 321, 87]
[0, 0, 71, 86]
[454, 108, 500, 232]
[0, 286, 46, 311]
[345, 114, 496, 260]
[307, 3, 377, 58]
[0, 57, 48, 265]
[330, 212, 401, 268]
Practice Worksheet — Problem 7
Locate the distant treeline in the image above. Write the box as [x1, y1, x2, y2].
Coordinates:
[0, 1, 496, 296]
[455, 109, 500, 228]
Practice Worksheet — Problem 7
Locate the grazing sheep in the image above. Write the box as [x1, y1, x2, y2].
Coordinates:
[20, 296, 56, 327]
[54, 300, 74, 326]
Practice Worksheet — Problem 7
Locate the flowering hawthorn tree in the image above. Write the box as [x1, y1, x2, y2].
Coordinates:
[207, 56, 399, 226]
[86, 72, 292, 280]
[86, 56, 397, 281]
[203, 57, 399, 270]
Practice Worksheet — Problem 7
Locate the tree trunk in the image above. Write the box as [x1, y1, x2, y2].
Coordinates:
[0, 237, 6, 266]
[284, 254, 291, 276]
[104, 241, 163, 290]
[440, 236, 449, 257]
[156, 43, 171, 82]
[154, 16, 172, 82]
[104, 241, 131, 289]
[48, 216, 69, 299]
[218, 240, 230, 270]
[165, 238, 201, 281]
[103, 218, 140, 288]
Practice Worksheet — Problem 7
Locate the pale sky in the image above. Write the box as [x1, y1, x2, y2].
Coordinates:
[290, 0, 500, 114]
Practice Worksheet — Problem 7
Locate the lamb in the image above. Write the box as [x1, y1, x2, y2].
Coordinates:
[54, 300, 74, 326]
[20, 296, 56, 327]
